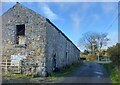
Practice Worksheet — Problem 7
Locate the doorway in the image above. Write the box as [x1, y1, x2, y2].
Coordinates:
[52, 54, 56, 71]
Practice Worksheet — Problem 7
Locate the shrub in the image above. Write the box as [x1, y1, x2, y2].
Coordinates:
[86, 54, 95, 61]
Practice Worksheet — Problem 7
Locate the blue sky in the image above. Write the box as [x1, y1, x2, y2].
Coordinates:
[1, 2, 118, 51]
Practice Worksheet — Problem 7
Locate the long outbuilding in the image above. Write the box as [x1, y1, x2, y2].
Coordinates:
[1, 2, 80, 76]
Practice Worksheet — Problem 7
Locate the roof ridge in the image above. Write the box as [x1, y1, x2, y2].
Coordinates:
[2, 2, 46, 19]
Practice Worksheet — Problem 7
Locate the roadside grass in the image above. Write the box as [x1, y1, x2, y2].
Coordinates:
[50, 62, 82, 77]
[111, 69, 120, 84]
[2, 72, 36, 79]
[103, 64, 120, 84]
[48, 62, 82, 81]
[2, 61, 82, 83]
[103, 64, 113, 74]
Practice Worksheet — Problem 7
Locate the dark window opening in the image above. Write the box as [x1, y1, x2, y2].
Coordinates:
[66, 52, 67, 58]
[16, 25, 25, 45]
[16, 25, 25, 36]
[66, 52, 68, 62]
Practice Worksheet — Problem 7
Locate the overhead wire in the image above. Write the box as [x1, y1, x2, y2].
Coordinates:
[103, 4, 119, 32]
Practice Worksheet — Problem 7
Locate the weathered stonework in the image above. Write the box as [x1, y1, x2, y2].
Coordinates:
[1, 3, 80, 76]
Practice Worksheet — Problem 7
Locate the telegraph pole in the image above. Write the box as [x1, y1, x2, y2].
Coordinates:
[98, 52, 99, 61]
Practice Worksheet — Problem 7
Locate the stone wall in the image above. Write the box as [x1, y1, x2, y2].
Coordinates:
[2, 3, 47, 76]
[2, 3, 80, 76]
[45, 19, 80, 74]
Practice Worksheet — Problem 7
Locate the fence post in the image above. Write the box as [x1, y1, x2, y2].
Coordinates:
[18, 62, 20, 73]
[5, 59, 7, 74]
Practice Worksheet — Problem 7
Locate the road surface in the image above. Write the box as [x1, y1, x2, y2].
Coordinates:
[58, 61, 111, 83]
[2, 62, 111, 84]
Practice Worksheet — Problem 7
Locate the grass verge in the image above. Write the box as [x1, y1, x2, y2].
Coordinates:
[2, 61, 82, 83]
[103, 64, 120, 84]
[50, 62, 81, 77]
[48, 61, 82, 81]
[2, 73, 33, 79]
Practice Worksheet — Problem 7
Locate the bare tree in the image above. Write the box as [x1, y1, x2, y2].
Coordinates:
[96, 33, 109, 51]
[79, 32, 109, 55]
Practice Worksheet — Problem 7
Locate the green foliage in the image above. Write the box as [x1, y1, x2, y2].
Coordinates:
[86, 54, 95, 61]
[103, 64, 113, 74]
[2, 74, 33, 79]
[80, 52, 87, 58]
[105, 43, 120, 84]
[107, 43, 120, 66]
[111, 69, 120, 83]
[103, 64, 120, 84]
[100, 49, 106, 56]
[83, 50, 89, 55]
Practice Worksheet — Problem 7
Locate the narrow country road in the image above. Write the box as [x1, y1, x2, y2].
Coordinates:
[59, 61, 111, 83]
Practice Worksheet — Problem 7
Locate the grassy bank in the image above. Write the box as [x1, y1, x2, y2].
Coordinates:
[2, 73, 33, 79]
[49, 62, 82, 77]
[103, 64, 120, 84]
[47, 61, 82, 82]
[2, 61, 82, 83]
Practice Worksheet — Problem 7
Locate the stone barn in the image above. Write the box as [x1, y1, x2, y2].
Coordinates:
[1, 2, 80, 76]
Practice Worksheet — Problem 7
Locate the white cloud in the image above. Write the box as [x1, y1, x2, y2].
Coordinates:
[38, 3, 58, 20]
[70, 14, 83, 33]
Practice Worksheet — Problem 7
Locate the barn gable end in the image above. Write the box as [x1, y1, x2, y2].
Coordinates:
[1, 2, 80, 76]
